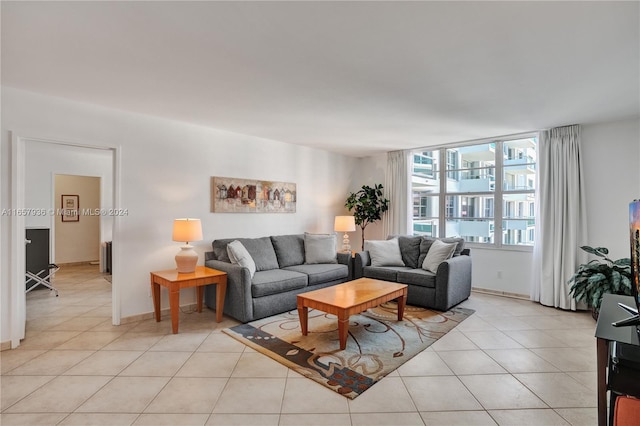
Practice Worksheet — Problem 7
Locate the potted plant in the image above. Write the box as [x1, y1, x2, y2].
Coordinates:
[568, 245, 633, 318]
[345, 184, 389, 250]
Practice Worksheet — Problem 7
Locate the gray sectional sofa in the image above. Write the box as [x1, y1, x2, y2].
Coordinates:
[204, 234, 351, 323]
[354, 236, 472, 311]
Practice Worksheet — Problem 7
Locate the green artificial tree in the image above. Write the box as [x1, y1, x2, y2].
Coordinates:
[345, 184, 389, 250]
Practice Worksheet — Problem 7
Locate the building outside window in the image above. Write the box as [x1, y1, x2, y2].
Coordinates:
[446, 150, 459, 180]
[485, 198, 494, 218]
[411, 134, 537, 248]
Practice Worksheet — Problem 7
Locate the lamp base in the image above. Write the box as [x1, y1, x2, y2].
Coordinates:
[341, 233, 351, 253]
[175, 245, 198, 273]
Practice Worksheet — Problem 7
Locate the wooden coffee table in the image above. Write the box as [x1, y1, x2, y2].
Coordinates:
[297, 278, 408, 349]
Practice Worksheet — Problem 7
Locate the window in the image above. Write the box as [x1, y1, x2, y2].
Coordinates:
[485, 198, 494, 217]
[411, 134, 537, 248]
[446, 150, 459, 180]
[412, 150, 441, 238]
[413, 152, 437, 179]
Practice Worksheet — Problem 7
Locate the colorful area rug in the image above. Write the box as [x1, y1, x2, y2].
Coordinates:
[223, 302, 474, 399]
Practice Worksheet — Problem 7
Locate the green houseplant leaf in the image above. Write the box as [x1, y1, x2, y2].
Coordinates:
[581, 246, 609, 257]
[568, 245, 633, 314]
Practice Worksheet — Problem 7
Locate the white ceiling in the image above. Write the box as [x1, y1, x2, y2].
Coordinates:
[2, 1, 639, 157]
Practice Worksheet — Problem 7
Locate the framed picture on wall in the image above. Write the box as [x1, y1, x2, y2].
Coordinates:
[61, 194, 80, 222]
[211, 176, 296, 213]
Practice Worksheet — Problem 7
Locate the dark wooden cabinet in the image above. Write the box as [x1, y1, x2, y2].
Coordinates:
[25, 227, 50, 290]
[595, 294, 640, 425]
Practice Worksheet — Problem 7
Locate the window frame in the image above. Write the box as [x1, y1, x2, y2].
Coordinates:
[411, 132, 538, 252]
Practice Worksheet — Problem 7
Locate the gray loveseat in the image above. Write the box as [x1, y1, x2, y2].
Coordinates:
[204, 234, 351, 323]
[354, 236, 472, 311]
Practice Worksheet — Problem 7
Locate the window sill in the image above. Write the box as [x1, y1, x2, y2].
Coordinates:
[464, 243, 533, 253]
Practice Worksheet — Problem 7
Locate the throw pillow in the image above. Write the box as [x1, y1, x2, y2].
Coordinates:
[214, 237, 279, 271]
[418, 236, 465, 266]
[271, 234, 305, 267]
[397, 236, 422, 269]
[421, 239, 457, 273]
[237, 237, 280, 271]
[227, 240, 257, 278]
[364, 238, 405, 267]
[417, 237, 437, 268]
[441, 237, 466, 257]
[304, 233, 337, 264]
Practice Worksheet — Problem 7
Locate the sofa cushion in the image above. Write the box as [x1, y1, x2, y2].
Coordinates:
[284, 264, 348, 285]
[418, 237, 465, 266]
[417, 237, 436, 267]
[364, 238, 405, 267]
[397, 236, 422, 269]
[271, 234, 305, 267]
[304, 233, 337, 264]
[363, 266, 412, 282]
[422, 239, 457, 273]
[227, 240, 256, 278]
[397, 269, 436, 288]
[251, 269, 308, 298]
[212, 239, 233, 262]
[213, 237, 279, 271]
[443, 237, 466, 257]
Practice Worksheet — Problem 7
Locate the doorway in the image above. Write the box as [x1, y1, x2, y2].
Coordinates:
[9, 134, 120, 348]
[54, 174, 102, 267]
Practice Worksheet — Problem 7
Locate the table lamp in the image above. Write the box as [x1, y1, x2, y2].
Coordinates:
[172, 218, 203, 273]
[334, 215, 356, 253]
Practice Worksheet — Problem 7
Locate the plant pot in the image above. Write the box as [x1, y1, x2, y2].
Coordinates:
[591, 306, 599, 321]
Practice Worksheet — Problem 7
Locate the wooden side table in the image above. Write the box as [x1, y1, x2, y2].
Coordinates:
[150, 266, 227, 333]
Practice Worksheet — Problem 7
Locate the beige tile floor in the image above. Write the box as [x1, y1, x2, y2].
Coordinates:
[1, 265, 599, 425]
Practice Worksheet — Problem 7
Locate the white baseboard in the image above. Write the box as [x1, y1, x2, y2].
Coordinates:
[471, 287, 529, 300]
[120, 303, 199, 324]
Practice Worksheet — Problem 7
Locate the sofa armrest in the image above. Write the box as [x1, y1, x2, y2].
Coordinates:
[336, 252, 353, 280]
[204, 259, 253, 323]
[337, 252, 350, 265]
[353, 251, 371, 279]
[434, 254, 472, 311]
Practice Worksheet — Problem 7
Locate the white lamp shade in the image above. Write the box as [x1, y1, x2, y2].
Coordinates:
[172, 218, 202, 273]
[334, 216, 356, 232]
[172, 218, 203, 243]
[334, 215, 355, 253]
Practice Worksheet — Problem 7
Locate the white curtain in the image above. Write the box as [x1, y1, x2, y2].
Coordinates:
[531, 124, 587, 310]
[383, 150, 411, 237]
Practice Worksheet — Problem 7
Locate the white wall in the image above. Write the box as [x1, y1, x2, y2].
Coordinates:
[467, 248, 532, 296]
[54, 174, 101, 263]
[1, 87, 358, 344]
[349, 153, 387, 251]
[582, 117, 640, 260]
